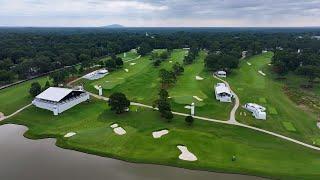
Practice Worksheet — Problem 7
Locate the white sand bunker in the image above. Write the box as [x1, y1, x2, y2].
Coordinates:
[195, 76, 204, 80]
[193, 96, 203, 102]
[110, 123, 118, 128]
[124, 69, 129, 72]
[177, 145, 197, 161]
[152, 129, 169, 138]
[317, 122, 320, 129]
[64, 132, 76, 138]
[130, 63, 136, 66]
[268, 64, 272, 66]
[114, 127, 126, 135]
[247, 62, 252, 66]
[258, 70, 266, 76]
[169, 61, 173, 63]
[110, 123, 126, 135]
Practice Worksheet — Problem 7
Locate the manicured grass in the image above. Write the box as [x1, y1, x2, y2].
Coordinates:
[229, 53, 319, 144]
[3, 99, 320, 179]
[119, 50, 139, 62]
[82, 49, 231, 120]
[268, 107, 278, 115]
[282, 122, 297, 132]
[0, 76, 49, 115]
[169, 51, 232, 119]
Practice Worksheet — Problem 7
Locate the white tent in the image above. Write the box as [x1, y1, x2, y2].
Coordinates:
[215, 83, 233, 102]
[244, 103, 267, 120]
[33, 87, 89, 115]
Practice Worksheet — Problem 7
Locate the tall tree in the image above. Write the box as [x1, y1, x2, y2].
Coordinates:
[108, 92, 130, 114]
[29, 82, 42, 97]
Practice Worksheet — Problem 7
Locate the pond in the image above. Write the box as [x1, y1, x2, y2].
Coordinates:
[0, 124, 267, 180]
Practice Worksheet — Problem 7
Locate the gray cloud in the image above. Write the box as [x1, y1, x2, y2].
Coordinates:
[0, 0, 319, 27]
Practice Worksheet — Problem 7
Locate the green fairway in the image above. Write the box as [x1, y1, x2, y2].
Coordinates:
[283, 122, 297, 132]
[168, 51, 232, 119]
[228, 52, 320, 144]
[0, 76, 49, 115]
[118, 50, 139, 62]
[2, 99, 320, 179]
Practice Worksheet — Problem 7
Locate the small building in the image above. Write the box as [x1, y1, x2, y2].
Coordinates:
[32, 87, 90, 115]
[215, 71, 227, 78]
[215, 83, 233, 102]
[242, 51, 248, 58]
[83, 69, 109, 80]
[244, 103, 267, 120]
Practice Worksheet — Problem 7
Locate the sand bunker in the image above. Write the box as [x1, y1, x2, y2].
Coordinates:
[130, 63, 136, 66]
[169, 61, 173, 63]
[193, 96, 203, 102]
[152, 130, 169, 138]
[113, 127, 126, 135]
[258, 70, 266, 76]
[247, 62, 252, 66]
[110, 123, 118, 128]
[177, 145, 197, 161]
[195, 76, 204, 80]
[124, 69, 129, 72]
[64, 132, 76, 138]
[110, 123, 126, 135]
[317, 122, 320, 129]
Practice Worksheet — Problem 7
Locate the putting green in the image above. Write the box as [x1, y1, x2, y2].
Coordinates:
[268, 107, 278, 115]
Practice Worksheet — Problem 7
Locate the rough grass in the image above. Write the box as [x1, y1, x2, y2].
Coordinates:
[2, 99, 320, 180]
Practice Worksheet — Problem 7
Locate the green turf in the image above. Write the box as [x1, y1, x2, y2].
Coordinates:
[228, 52, 319, 144]
[2, 99, 320, 179]
[282, 122, 297, 132]
[259, 97, 267, 104]
[0, 76, 49, 115]
[268, 107, 278, 115]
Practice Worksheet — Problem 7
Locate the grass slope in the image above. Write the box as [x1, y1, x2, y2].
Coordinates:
[2, 99, 320, 179]
[0, 76, 49, 115]
[228, 52, 319, 144]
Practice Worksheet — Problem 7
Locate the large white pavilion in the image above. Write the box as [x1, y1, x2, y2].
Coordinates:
[32, 87, 90, 115]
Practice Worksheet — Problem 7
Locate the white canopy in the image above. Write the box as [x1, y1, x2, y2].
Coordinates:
[215, 83, 231, 95]
[36, 87, 74, 102]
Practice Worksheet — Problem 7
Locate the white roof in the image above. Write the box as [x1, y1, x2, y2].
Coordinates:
[217, 71, 226, 74]
[215, 83, 231, 95]
[36, 87, 74, 102]
[246, 103, 266, 112]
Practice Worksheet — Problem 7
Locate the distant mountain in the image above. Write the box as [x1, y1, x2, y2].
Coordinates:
[102, 24, 125, 28]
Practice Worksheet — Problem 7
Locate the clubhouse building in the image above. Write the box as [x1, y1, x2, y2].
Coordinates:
[214, 83, 233, 102]
[32, 87, 90, 115]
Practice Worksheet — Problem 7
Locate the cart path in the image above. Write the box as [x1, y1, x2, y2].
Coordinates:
[0, 103, 32, 122]
[3, 76, 320, 151]
[212, 75, 239, 124]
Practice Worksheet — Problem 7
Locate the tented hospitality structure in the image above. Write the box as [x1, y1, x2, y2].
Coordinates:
[214, 83, 233, 102]
[244, 103, 267, 120]
[32, 87, 90, 115]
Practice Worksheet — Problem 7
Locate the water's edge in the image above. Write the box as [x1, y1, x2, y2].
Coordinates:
[0, 123, 268, 180]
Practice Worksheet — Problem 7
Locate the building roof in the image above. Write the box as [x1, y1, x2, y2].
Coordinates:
[36, 87, 74, 102]
[215, 83, 231, 95]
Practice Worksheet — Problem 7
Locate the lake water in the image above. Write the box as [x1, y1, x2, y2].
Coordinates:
[0, 124, 267, 180]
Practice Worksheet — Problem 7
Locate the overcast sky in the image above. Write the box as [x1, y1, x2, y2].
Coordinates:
[0, 0, 320, 27]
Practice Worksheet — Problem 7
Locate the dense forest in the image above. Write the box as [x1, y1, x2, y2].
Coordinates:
[0, 27, 320, 86]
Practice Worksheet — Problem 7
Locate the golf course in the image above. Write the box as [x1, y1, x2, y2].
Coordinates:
[1, 49, 320, 179]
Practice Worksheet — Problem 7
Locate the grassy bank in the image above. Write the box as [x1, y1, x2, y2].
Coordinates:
[2, 99, 320, 179]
